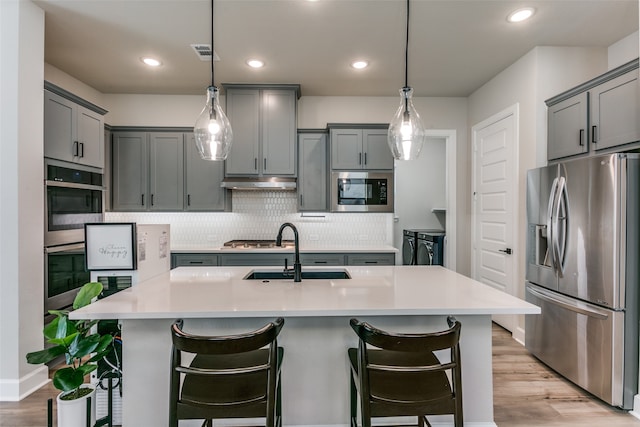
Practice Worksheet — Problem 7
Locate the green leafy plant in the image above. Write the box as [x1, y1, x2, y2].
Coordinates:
[26, 282, 113, 400]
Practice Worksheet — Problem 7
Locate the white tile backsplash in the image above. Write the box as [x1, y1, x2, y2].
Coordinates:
[105, 191, 393, 249]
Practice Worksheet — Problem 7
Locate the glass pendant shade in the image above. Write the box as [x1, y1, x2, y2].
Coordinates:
[387, 87, 425, 160]
[194, 86, 233, 161]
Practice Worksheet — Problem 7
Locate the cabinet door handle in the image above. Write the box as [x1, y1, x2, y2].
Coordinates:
[79, 142, 84, 158]
[579, 129, 584, 146]
[151, 194, 154, 206]
[254, 158, 258, 170]
[591, 125, 598, 144]
[187, 194, 191, 206]
[314, 261, 328, 264]
[141, 194, 145, 206]
[264, 158, 267, 171]
[364, 152, 367, 165]
[300, 194, 303, 206]
[73, 141, 79, 156]
[359, 152, 362, 165]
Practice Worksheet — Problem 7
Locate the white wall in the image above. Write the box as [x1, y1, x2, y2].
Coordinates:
[608, 30, 639, 69]
[0, 0, 48, 401]
[467, 46, 608, 338]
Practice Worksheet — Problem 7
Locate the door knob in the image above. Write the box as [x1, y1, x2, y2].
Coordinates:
[499, 248, 512, 255]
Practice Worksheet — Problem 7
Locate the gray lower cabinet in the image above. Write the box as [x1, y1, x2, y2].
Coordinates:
[300, 253, 345, 265]
[112, 131, 183, 211]
[44, 89, 105, 169]
[330, 125, 393, 170]
[223, 85, 299, 176]
[219, 253, 294, 267]
[546, 59, 639, 161]
[345, 253, 395, 265]
[171, 251, 394, 268]
[184, 133, 227, 211]
[171, 253, 219, 269]
[298, 132, 328, 211]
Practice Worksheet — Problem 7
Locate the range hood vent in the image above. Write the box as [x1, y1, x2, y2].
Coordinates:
[221, 177, 296, 191]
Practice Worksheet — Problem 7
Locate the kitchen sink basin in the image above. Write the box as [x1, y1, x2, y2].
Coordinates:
[244, 269, 351, 280]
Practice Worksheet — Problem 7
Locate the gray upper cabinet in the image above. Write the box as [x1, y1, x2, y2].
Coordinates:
[112, 132, 147, 211]
[185, 133, 227, 211]
[112, 130, 227, 212]
[546, 59, 639, 161]
[547, 92, 589, 160]
[113, 131, 184, 211]
[330, 125, 393, 170]
[590, 69, 639, 152]
[148, 133, 184, 211]
[223, 84, 300, 176]
[44, 89, 105, 169]
[298, 132, 328, 212]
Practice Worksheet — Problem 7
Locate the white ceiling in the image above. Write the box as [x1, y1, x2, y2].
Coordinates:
[34, 0, 638, 97]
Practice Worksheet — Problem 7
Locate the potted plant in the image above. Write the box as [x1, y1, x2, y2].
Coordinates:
[27, 282, 113, 427]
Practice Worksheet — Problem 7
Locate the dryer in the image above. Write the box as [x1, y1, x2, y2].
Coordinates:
[402, 229, 445, 265]
[416, 231, 446, 266]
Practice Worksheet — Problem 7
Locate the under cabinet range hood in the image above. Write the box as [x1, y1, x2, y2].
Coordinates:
[221, 177, 297, 190]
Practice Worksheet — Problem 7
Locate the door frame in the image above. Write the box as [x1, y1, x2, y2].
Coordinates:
[471, 104, 520, 334]
[423, 129, 457, 272]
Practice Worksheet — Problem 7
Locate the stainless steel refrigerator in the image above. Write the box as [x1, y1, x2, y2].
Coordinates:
[525, 153, 640, 409]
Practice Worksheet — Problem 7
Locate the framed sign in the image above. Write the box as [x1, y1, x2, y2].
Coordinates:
[85, 223, 137, 270]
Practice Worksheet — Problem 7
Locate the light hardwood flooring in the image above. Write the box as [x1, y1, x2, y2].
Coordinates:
[1, 323, 640, 426]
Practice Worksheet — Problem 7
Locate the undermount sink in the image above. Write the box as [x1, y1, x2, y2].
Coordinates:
[244, 269, 351, 280]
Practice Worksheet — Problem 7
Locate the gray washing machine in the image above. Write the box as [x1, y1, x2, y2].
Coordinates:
[416, 231, 446, 266]
[402, 229, 445, 265]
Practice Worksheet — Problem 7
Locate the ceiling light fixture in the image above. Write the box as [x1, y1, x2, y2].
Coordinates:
[387, 0, 425, 161]
[141, 57, 162, 67]
[351, 60, 369, 69]
[507, 7, 535, 23]
[193, 0, 233, 161]
[247, 59, 265, 68]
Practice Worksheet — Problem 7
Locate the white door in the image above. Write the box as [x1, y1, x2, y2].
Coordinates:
[472, 106, 518, 332]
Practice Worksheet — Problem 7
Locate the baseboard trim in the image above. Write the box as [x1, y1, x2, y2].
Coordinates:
[630, 395, 640, 420]
[512, 325, 526, 345]
[0, 366, 50, 402]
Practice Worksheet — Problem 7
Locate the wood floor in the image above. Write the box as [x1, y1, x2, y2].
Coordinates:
[2, 323, 640, 426]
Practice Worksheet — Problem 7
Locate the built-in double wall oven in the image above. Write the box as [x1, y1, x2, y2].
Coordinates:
[44, 159, 104, 315]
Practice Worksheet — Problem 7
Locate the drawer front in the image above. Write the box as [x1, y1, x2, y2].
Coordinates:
[172, 254, 218, 268]
[345, 253, 395, 265]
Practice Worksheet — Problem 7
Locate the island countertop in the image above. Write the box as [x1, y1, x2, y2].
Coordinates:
[71, 265, 539, 320]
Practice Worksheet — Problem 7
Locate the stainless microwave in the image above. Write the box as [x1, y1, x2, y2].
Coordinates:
[331, 171, 394, 213]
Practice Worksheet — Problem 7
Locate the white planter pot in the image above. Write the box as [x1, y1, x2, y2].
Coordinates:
[56, 385, 96, 427]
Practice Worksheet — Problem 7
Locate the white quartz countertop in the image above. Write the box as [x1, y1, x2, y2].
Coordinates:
[171, 245, 398, 253]
[71, 266, 539, 320]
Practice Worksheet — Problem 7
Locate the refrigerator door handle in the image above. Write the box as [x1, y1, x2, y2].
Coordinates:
[546, 177, 559, 272]
[553, 176, 567, 277]
[527, 286, 609, 320]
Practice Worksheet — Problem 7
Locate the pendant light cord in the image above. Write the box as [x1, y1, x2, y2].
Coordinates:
[404, 0, 409, 89]
[210, 0, 215, 87]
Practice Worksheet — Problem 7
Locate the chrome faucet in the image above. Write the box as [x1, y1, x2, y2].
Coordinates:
[276, 222, 302, 282]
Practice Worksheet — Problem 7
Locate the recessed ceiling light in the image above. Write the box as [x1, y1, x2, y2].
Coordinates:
[351, 61, 369, 69]
[247, 59, 265, 68]
[507, 7, 535, 23]
[141, 57, 162, 67]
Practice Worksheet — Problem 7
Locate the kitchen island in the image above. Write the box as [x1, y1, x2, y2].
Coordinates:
[71, 265, 539, 427]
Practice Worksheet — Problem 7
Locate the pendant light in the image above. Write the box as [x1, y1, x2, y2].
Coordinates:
[194, 0, 233, 161]
[387, 0, 425, 161]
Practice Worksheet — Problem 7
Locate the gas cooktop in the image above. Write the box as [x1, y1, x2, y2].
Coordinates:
[222, 240, 295, 249]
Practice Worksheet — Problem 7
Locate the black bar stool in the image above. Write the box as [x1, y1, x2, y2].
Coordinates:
[169, 318, 285, 427]
[348, 317, 463, 427]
